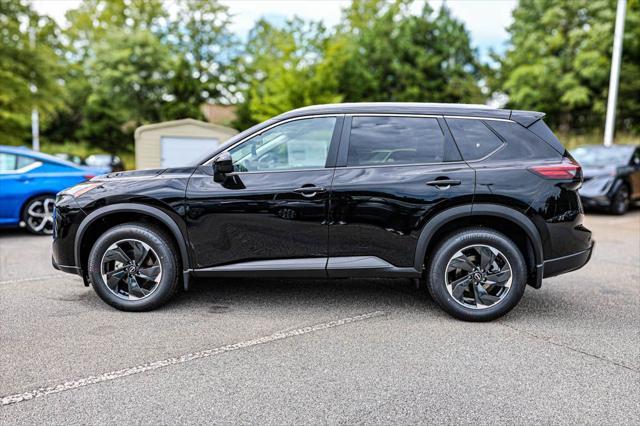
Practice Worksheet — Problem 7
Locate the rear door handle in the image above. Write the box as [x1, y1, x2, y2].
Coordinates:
[293, 186, 326, 197]
[426, 179, 461, 189]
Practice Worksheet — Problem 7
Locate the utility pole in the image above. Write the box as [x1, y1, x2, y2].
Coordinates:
[603, 0, 627, 147]
[29, 25, 40, 151]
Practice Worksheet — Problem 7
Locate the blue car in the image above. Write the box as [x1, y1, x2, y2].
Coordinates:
[0, 146, 107, 235]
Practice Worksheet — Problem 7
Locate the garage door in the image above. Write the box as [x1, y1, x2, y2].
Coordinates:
[160, 137, 219, 167]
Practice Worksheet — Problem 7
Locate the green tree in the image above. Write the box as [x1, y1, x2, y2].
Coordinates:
[336, 0, 483, 103]
[80, 29, 174, 153]
[0, 0, 64, 145]
[234, 18, 343, 128]
[494, 0, 640, 134]
[165, 0, 237, 104]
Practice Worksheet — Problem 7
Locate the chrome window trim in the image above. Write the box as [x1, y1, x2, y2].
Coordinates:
[337, 160, 469, 171]
[202, 114, 341, 167]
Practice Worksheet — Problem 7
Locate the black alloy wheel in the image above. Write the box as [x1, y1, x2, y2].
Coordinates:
[87, 223, 180, 311]
[427, 228, 527, 322]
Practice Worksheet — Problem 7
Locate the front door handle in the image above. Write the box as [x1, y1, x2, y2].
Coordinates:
[426, 179, 461, 189]
[293, 186, 326, 197]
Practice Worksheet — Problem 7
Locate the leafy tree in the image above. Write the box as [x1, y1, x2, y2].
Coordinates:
[0, 0, 64, 145]
[494, 0, 639, 134]
[335, 0, 484, 104]
[80, 29, 174, 153]
[165, 0, 237, 104]
[234, 18, 343, 128]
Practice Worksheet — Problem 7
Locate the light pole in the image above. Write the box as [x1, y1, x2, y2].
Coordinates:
[30, 26, 40, 151]
[603, 0, 627, 147]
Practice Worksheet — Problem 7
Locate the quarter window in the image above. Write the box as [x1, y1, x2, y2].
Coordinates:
[0, 154, 36, 172]
[347, 116, 447, 166]
[229, 117, 336, 172]
[484, 120, 560, 160]
[447, 118, 503, 160]
[0, 153, 17, 171]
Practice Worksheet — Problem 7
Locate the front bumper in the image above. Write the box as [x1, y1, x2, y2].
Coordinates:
[543, 241, 595, 278]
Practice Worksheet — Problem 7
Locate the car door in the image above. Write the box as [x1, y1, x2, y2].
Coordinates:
[0, 152, 40, 224]
[327, 115, 475, 275]
[185, 115, 343, 274]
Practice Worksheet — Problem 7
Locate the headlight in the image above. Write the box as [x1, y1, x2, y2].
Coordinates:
[61, 182, 102, 198]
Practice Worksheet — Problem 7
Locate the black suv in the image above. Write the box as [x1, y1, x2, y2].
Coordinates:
[53, 103, 594, 321]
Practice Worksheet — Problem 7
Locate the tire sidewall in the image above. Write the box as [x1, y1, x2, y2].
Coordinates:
[428, 229, 527, 321]
[87, 224, 178, 311]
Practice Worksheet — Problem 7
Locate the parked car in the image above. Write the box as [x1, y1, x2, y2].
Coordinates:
[571, 144, 640, 215]
[0, 146, 107, 235]
[84, 154, 125, 172]
[53, 153, 85, 166]
[53, 103, 594, 321]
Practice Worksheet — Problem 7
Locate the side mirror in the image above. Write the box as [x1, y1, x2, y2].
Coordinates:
[213, 152, 233, 182]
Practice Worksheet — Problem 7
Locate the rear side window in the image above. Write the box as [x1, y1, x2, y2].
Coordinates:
[484, 121, 561, 161]
[446, 118, 503, 161]
[528, 120, 564, 154]
[347, 116, 450, 166]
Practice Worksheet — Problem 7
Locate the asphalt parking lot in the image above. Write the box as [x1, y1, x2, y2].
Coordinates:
[1, 212, 639, 425]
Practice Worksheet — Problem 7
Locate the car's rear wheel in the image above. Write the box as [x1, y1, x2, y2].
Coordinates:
[87, 223, 180, 311]
[610, 185, 630, 215]
[427, 228, 527, 322]
[22, 195, 55, 235]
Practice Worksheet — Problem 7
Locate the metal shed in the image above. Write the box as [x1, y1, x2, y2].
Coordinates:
[134, 118, 238, 169]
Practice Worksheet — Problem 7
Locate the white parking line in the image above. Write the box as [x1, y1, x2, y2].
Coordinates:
[1, 311, 386, 407]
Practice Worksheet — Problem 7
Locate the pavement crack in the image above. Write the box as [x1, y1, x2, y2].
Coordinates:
[499, 322, 639, 373]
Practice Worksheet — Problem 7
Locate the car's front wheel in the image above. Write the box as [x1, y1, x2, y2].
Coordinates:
[610, 184, 630, 215]
[427, 228, 527, 322]
[22, 195, 55, 235]
[87, 223, 180, 311]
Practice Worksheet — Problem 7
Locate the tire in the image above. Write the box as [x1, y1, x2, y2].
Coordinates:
[22, 195, 55, 235]
[426, 227, 527, 322]
[609, 185, 630, 215]
[87, 223, 180, 311]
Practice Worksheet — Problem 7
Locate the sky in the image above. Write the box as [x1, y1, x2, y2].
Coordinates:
[32, 0, 517, 60]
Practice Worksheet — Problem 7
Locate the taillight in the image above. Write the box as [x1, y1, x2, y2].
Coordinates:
[529, 160, 581, 179]
[83, 175, 95, 180]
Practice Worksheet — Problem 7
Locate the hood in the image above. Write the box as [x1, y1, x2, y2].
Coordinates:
[94, 168, 167, 181]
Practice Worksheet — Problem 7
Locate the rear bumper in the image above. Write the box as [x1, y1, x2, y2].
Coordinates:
[542, 241, 595, 278]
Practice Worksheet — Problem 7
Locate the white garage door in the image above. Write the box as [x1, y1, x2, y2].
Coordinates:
[160, 137, 219, 167]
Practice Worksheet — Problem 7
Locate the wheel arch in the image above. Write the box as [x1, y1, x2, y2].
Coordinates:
[74, 204, 191, 284]
[414, 204, 544, 288]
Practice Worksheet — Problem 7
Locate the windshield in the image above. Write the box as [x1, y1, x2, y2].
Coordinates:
[571, 146, 633, 167]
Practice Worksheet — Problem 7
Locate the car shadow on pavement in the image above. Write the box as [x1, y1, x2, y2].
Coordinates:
[167, 276, 438, 315]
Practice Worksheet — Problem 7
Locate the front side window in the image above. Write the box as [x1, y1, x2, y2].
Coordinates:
[229, 117, 336, 172]
[347, 116, 447, 166]
[447, 118, 503, 161]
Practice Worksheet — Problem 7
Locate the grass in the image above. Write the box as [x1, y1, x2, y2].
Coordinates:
[558, 131, 638, 149]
